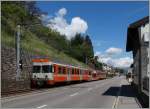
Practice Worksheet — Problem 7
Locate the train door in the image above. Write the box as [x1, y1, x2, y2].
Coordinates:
[67, 67, 71, 81]
[89, 71, 92, 81]
[79, 69, 82, 81]
[42, 64, 53, 80]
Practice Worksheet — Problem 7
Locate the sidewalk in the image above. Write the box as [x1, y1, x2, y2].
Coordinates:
[117, 79, 141, 108]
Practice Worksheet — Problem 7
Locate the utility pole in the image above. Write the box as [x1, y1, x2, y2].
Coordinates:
[16, 25, 21, 81]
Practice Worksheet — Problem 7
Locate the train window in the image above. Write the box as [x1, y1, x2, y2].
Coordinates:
[42, 65, 52, 73]
[89, 71, 91, 75]
[77, 69, 79, 75]
[74, 68, 76, 74]
[67, 68, 69, 74]
[63, 67, 66, 74]
[72, 68, 74, 74]
[70, 68, 73, 74]
[80, 70, 82, 75]
[81, 70, 84, 75]
[71, 68, 73, 74]
[58, 67, 62, 74]
[33, 66, 41, 73]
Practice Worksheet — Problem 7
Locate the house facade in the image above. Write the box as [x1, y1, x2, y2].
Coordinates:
[126, 16, 149, 98]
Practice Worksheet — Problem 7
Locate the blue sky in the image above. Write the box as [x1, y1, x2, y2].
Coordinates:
[36, 1, 149, 68]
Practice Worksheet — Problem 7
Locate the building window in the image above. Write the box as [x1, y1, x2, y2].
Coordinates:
[143, 77, 149, 91]
[143, 33, 149, 46]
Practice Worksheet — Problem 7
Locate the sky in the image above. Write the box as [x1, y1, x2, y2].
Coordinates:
[36, 1, 149, 68]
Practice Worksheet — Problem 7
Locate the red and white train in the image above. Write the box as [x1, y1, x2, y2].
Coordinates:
[31, 58, 106, 87]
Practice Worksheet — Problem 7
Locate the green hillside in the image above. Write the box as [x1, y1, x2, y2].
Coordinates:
[1, 1, 94, 68]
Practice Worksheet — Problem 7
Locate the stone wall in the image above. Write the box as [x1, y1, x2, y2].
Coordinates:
[141, 40, 149, 93]
[133, 50, 140, 86]
[1, 46, 32, 95]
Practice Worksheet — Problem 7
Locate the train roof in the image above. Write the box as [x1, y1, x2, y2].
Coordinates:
[32, 58, 90, 70]
[32, 58, 50, 62]
[52, 62, 89, 70]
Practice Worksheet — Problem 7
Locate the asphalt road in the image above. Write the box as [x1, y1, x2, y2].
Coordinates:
[2, 76, 125, 108]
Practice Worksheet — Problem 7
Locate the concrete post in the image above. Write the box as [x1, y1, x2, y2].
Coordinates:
[16, 25, 21, 81]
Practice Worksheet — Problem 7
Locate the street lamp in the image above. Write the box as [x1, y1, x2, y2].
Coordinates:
[15, 23, 41, 81]
[16, 25, 21, 81]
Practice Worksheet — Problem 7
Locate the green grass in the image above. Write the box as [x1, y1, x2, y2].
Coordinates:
[1, 29, 89, 68]
[1, 31, 15, 47]
[1, 3, 89, 69]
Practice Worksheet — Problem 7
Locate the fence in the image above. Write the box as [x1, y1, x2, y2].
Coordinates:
[1, 29, 33, 95]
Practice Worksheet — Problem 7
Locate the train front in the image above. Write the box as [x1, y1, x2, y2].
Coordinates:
[31, 58, 54, 87]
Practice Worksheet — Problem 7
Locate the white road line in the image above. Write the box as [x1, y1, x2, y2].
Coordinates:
[112, 83, 122, 109]
[37, 105, 47, 108]
[70, 92, 79, 97]
[112, 97, 117, 109]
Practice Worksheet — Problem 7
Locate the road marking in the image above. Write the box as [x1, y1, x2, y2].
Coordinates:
[70, 92, 79, 97]
[37, 105, 47, 108]
[112, 97, 117, 109]
[112, 83, 122, 109]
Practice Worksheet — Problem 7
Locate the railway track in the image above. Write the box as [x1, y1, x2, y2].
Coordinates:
[1, 81, 85, 98]
[2, 89, 37, 97]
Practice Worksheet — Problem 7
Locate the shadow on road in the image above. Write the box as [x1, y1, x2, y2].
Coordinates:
[102, 85, 137, 97]
[102, 86, 119, 96]
[102, 84, 149, 108]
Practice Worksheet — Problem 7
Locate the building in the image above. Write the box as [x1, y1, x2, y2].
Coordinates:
[126, 16, 149, 106]
[102, 64, 116, 77]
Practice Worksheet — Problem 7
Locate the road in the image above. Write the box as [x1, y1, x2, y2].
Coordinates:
[2, 76, 127, 108]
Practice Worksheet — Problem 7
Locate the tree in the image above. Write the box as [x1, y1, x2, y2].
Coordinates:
[70, 34, 85, 62]
[82, 35, 94, 63]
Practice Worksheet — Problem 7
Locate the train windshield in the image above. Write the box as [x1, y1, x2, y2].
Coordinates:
[33, 66, 41, 73]
[42, 65, 52, 73]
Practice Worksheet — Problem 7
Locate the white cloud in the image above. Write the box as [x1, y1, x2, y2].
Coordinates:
[105, 47, 122, 55]
[57, 8, 67, 17]
[43, 8, 88, 40]
[95, 51, 101, 56]
[98, 56, 133, 68]
[39, 14, 52, 25]
[95, 48, 133, 68]
[113, 57, 133, 68]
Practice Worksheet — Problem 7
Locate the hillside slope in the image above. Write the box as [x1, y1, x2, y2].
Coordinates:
[1, 2, 89, 68]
